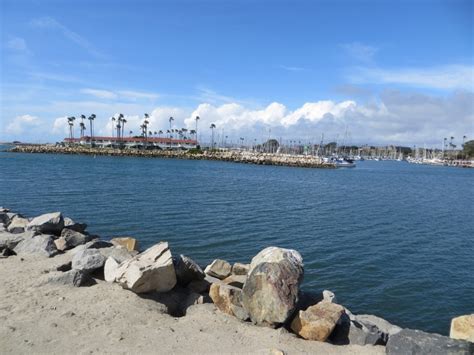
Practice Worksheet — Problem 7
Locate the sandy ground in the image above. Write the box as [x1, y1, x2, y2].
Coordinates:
[0, 253, 384, 354]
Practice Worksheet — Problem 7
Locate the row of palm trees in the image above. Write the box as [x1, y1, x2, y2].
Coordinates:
[66, 113, 215, 146]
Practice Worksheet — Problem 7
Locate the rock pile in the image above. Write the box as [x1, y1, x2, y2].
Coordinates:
[1, 207, 473, 353]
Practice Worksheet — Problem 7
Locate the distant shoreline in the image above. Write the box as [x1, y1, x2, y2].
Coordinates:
[8, 144, 337, 169]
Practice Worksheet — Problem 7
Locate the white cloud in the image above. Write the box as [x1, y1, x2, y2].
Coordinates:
[5, 115, 42, 135]
[279, 65, 305, 72]
[81, 88, 118, 100]
[342, 42, 378, 63]
[52, 116, 69, 135]
[30, 17, 105, 58]
[6, 37, 29, 53]
[349, 64, 474, 90]
[80, 88, 158, 101]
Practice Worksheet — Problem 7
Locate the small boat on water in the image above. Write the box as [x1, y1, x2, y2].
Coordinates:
[323, 156, 356, 168]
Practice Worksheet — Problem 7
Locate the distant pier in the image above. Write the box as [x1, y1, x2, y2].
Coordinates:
[9, 145, 336, 169]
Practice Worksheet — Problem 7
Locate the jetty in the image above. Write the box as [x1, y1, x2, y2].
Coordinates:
[1, 207, 473, 354]
[9, 144, 336, 169]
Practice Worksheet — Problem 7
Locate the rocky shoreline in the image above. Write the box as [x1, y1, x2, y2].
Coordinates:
[1, 208, 473, 354]
[9, 144, 336, 169]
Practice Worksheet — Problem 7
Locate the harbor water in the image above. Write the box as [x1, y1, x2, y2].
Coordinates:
[1, 147, 473, 335]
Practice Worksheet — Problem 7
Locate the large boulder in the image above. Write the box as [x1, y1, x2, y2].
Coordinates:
[242, 247, 304, 327]
[7, 216, 29, 234]
[110, 237, 139, 252]
[204, 259, 232, 279]
[63, 217, 87, 233]
[72, 248, 106, 273]
[386, 329, 473, 355]
[13, 234, 58, 257]
[450, 314, 474, 342]
[209, 283, 249, 321]
[115, 242, 176, 293]
[26, 212, 64, 235]
[174, 254, 205, 286]
[291, 301, 345, 341]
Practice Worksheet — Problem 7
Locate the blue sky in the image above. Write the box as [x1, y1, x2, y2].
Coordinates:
[1, 0, 473, 146]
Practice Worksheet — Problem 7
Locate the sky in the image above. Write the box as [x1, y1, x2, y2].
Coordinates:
[1, 0, 473, 147]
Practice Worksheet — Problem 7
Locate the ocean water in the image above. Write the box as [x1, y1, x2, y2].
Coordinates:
[1, 147, 473, 335]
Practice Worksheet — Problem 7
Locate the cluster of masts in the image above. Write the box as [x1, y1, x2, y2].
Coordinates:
[66, 114, 221, 143]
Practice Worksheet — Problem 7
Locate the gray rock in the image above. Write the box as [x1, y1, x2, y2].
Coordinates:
[72, 249, 106, 273]
[13, 234, 58, 257]
[46, 269, 90, 287]
[204, 259, 232, 279]
[386, 328, 474, 355]
[115, 242, 176, 293]
[330, 313, 385, 345]
[242, 247, 304, 327]
[0, 231, 26, 250]
[174, 254, 205, 286]
[99, 246, 136, 264]
[7, 216, 29, 234]
[26, 212, 64, 235]
[63, 217, 87, 233]
[232, 262, 250, 275]
[356, 314, 402, 341]
[60, 229, 92, 248]
[69, 239, 114, 255]
[0, 211, 11, 225]
[188, 279, 211, 294]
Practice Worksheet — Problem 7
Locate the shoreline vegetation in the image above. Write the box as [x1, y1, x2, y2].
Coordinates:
[8, 144, 337, 169]
[1, 208, 473, 354]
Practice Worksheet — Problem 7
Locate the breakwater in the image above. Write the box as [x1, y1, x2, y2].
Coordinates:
[1, 207, 473, 354]
[9, 144, 335, 169]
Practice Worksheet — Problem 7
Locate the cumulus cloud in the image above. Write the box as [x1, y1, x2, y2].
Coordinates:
[5, 115, 42, 135]
[40, 90, 473, 146]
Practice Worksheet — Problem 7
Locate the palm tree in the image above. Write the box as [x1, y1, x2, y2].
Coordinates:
[111, 117, 116, 138]
[80, 115, 86, 137]
[190, 129, 196, 140]
[169, 116, 174, 149]
[158, 130, 163, 138]
[79, 122, 86, 138]
[210, 123, 216, 149]
[121, 119, 127, 139]
[88, 114, 95, 144]
[129, 130, 133, 137]
[67, 116, 76, 140]
[195, 116, 200, 142]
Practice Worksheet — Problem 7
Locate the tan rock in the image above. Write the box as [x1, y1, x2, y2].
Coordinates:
[290, 301, 345, 341]
[111, 237, 139, 252]
[209, 283, 249, 321]
[222, 274, 246, 289]
[450, 314, 474, 342]
[54, 237, 67, 251]
[204, 259, 232, 279]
